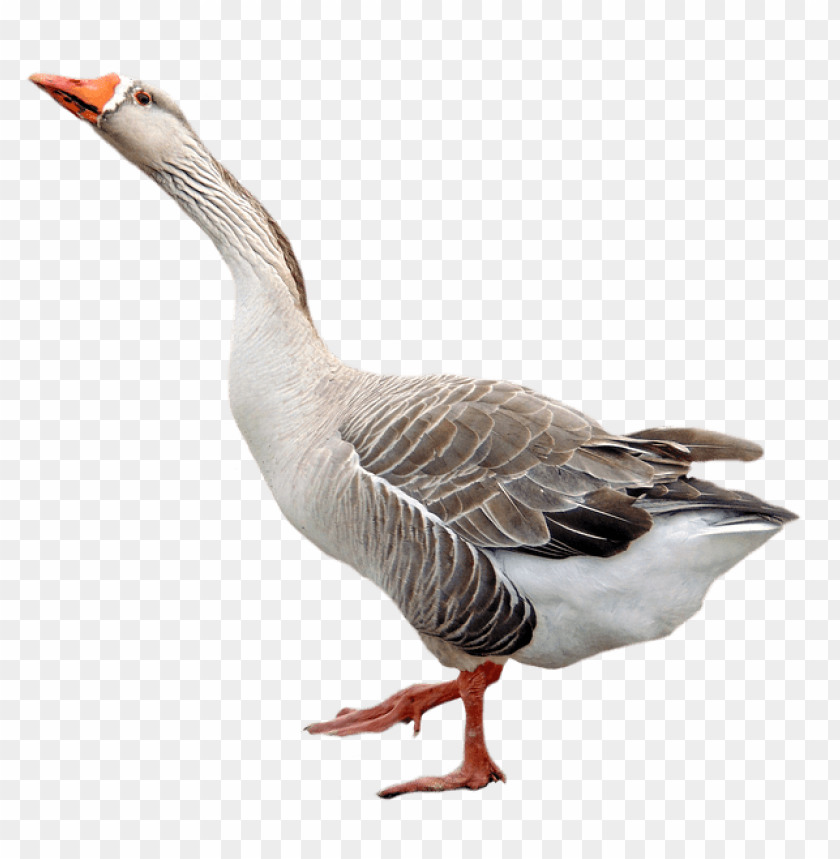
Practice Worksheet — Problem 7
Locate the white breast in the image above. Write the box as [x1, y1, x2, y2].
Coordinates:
[497, 510, 782, 670]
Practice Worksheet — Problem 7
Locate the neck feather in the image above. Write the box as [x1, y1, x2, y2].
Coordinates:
[148, 136, 313, 325]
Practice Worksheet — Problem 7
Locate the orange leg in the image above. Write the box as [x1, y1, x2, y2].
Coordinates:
[305, 661, 506, 797]
[378, 661, 506, 798]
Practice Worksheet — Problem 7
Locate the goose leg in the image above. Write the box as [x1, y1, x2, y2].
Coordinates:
[304, 677, 462, 737]
[377, 661, 506, 798]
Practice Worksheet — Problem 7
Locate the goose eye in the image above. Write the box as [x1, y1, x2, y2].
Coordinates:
[134, 91, 151, 106]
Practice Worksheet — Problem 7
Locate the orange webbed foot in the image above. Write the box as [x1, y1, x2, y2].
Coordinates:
[305, 661, 506, 798]
[304, 678, 460, 737]
[378, 758, 507, 798]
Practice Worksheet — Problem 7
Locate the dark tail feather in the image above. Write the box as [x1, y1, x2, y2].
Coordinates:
[627, 427, 763, 463]
[630, 477, 798, 524]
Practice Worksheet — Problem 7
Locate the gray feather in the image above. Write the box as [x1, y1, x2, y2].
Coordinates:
[628, 427, 764, 462]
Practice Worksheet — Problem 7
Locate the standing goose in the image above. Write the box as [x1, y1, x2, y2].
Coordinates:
[31, 73, 796, 798]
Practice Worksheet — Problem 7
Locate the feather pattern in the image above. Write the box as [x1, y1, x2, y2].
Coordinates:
[335, 372, 796, 661]
[339, 374, 710, 563]
[301, 437, 538, 658]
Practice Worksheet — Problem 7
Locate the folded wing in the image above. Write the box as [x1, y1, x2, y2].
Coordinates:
[340, 375, 768, 561]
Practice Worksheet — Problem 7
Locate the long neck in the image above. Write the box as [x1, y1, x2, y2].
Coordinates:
[146, 135, 353, 453]
[149, 135, 316, 330]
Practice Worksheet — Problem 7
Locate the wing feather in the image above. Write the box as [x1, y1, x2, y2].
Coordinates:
[482, 490, 551, 545]
[339, 375, 772, 560]
[628, 427, 763, 462]
[565, 447, 656, 484]
[502, 474, 578, 511]
[477, 411, 533, 469]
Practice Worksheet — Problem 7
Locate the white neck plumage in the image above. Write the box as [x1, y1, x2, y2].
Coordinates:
[146, 136, 310, 321]
[144, 134, 348, 454]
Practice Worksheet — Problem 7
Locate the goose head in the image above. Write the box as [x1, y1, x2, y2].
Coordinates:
[31, 71, 315, 325]
[29, 73, 197, 176]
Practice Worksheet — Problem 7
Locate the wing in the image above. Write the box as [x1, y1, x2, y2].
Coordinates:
[296, 432, 537, 659]
[340, 375, 765, 560]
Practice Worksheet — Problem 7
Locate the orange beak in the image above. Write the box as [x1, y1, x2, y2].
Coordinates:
[29, 73, 121, 124]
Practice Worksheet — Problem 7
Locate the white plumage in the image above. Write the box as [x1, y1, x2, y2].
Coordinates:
[499, 511, 781, 670]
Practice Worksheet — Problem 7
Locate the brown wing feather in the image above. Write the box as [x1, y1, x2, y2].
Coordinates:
[340, 375, 774, 559]
[627, 427, 763, 462]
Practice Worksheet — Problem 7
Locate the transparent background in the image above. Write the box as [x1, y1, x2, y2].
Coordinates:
[1, 3, 836, 857]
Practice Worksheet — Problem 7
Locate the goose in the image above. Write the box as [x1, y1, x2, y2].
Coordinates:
[30, 72, 797, 798]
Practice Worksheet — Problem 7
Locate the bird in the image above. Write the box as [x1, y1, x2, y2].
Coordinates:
[30, 72, 797, 798]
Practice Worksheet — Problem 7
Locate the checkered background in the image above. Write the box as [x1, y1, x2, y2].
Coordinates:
[1, 3, 835, 857]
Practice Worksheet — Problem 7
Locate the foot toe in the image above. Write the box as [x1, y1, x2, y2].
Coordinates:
[335, 707, 356, 718]
[376, 761, 506, 797]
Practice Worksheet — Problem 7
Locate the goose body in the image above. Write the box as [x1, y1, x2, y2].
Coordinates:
[31, 73, 796, 797]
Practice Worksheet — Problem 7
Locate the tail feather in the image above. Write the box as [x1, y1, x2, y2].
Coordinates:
[627, 427, 764, 462]
[630, 477, 798, 525]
